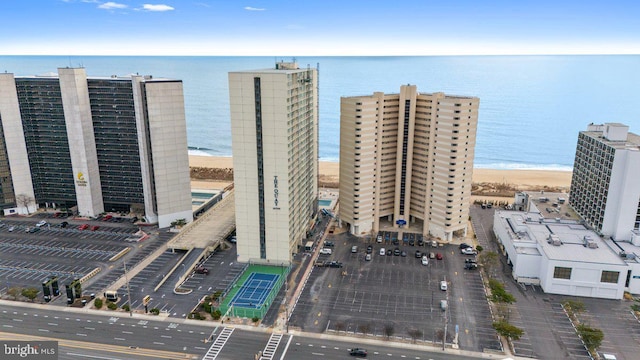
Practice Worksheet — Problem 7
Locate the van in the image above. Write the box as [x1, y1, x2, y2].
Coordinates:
[304, 241, 314, 251]
[104, 290, 118, 302]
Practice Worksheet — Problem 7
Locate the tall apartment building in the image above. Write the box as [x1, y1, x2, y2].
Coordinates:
[229, 62, 318, 264]
[339, 85, 479, 241]
[569, 123, 640, 241]
[0, 68, 193, 228]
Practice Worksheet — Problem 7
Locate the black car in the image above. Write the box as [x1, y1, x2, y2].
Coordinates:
[59, 221, 69, 228]
[417, 239, 424, 246]
[386, 249, 393, 256]
[465, 263, 478, 270]
[366, 245, 373, 254]
[393, 248, 401, 256]
[408, 239, 415, 246]
[465, 258, 477, 264]
[328, 261, 343, 268]
[324, 241, 335, 247]
[349, 348, 367, 357]
[415, 250, 422, 258]
[459, 243, 472, 249]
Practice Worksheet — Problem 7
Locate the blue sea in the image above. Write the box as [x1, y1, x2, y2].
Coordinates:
[2, 55, 639, 170]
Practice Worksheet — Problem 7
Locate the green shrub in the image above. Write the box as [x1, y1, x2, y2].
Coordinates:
[488, 279, 516, 304]
[150, 308, 160, 315]
[189, 312, 205, 320]
[94, 298, 103, 309]
[476, 245, 484, 253]
[107, 302, 117, 310]
[121, 304, 130, 312]
[576, 324, 603, 352]
[212, 309, 222, 320]
[492, 321, 524, 340]
[203, 302, 212, 313]
[252, 316, 260, 323]
[212, 290, 223, 302]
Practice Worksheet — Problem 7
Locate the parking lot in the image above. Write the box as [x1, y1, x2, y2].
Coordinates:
[0, 215, 158, 303]
[289, 230, 501, 352]
[471, 204, 640, 360]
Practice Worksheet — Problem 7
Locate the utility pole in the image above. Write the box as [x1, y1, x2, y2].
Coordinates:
[123, 260, 133, 317]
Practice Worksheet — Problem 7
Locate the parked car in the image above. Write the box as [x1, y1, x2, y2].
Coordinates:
[461, 247, 478, 255]
[8, 226, 15, 232]
[440, 280, 448, 291]
[421, 256, 429, 266]
[465, 263, 478, 270]
[429, 252, 436, 259]
[195, 267, 209, 274]
[351, 245, 358, 253]
[323, 241, 335, 247]
[400, 251, 407, 257]
[319, 248, 332, 255]
[376, 235, 383, 243]
[36, 220, 47, 227]
[459, 243, 472, 249]
[408, 239, 415, 246]
[348, 348, 367, 357]
[103, 214, 113, 221]
[366, 245, 373, 254]
[365, 253, 372, 261]
[78, 224, 89, 230]
[436, 253, 443, 260]
[90, 225, 100, 231]
[327, 261, 343, 268]
[59, 221, 69, 228]
[415, 250, 422, 258]
[380, 248, 386, 256]
[29, 227, 40, 233]
[465, 258, 477, 264]
[393, 248, 401, 256]
[386, 249, 392, 256]
[417, 239, 424, 246]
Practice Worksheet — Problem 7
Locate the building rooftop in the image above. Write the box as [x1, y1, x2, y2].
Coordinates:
[582, 124, 640, 149]
[496, 210, 627, 265]
[230, 62, 314, 74]
[522, 191, 580, 221]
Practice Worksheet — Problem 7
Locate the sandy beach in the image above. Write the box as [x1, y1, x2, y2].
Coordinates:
[189, 155, 572, 191]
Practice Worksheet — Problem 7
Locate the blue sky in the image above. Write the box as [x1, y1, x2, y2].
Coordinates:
[2, 0, 639, 55]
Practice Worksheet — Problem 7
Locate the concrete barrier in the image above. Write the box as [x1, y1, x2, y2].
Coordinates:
[109, 247, 131, 262]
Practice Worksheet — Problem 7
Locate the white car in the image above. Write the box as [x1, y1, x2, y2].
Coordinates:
[380, 248, 386, 256]
[440, 280, 448, 291]
[8, 226, 15, 232]
[36, 220, 47, 227]
[319, 248, 332, 255]
[461, 247, 477, 255]
[421, 256, 429, 266]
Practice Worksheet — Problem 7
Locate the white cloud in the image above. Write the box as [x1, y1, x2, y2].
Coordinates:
[142, 4, 175, 11]
[244, 6, 265, 11]
[98, 2, 127, 9]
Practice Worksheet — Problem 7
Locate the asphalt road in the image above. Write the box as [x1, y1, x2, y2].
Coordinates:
[0, 301, 493, 360]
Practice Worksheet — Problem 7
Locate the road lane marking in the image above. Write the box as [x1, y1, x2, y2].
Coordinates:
[153, 342, 164, 345]
[12, 319, 22, 322]
[312, 353, 324, 356]
[76, 333, 87, 337]
[2, 325, 13, 328]
[122, 331, 133, 334]
[85, 327, 95, 330]
[114, 337, 125, 341]
[279, 335, 294, 360]
[161, 335, 172, 338]
[38, 329, 49, 332]
[47, 323, 58, 326]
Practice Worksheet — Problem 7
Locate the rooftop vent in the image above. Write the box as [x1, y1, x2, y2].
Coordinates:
[548, 234, 562, 246]
[584, 235, 598, 249]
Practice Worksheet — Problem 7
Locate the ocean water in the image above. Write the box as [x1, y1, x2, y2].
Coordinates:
[2, 55, 639, 170]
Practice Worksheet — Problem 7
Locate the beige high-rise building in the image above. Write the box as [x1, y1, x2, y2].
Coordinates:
[229, 62, 318, 265]
[339, 85, 479, 241]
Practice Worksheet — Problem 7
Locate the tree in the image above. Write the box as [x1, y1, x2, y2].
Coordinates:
[357, 323, 371, 335]
[7, 286, 22, 300]
[407, 329, 423, 343]
[15, 194, 35, 214]
[479, 251, 499, 276]
[383, 324, 395, 339]
[576, 324, 603, 352]
[492, 321, 524, 340]
[94, 298, 103, 309]
[107, 302, 118, 310]
[21, 287, 39, 302]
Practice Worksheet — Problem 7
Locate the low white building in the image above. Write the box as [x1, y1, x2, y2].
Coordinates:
[493, 210, 640, 299]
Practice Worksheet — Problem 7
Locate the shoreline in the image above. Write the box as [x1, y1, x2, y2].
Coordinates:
[189, 155, 573, 190]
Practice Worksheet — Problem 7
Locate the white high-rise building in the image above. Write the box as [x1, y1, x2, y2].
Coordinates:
[569, 123, 640, 241]
[0, 68, 193, 228]
[339, 85, 479, 241]
[229, 62, 318, 265]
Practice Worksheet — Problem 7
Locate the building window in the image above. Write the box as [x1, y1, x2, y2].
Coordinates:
[553, 267, 572, 280]
[600, 270, 619, 283]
